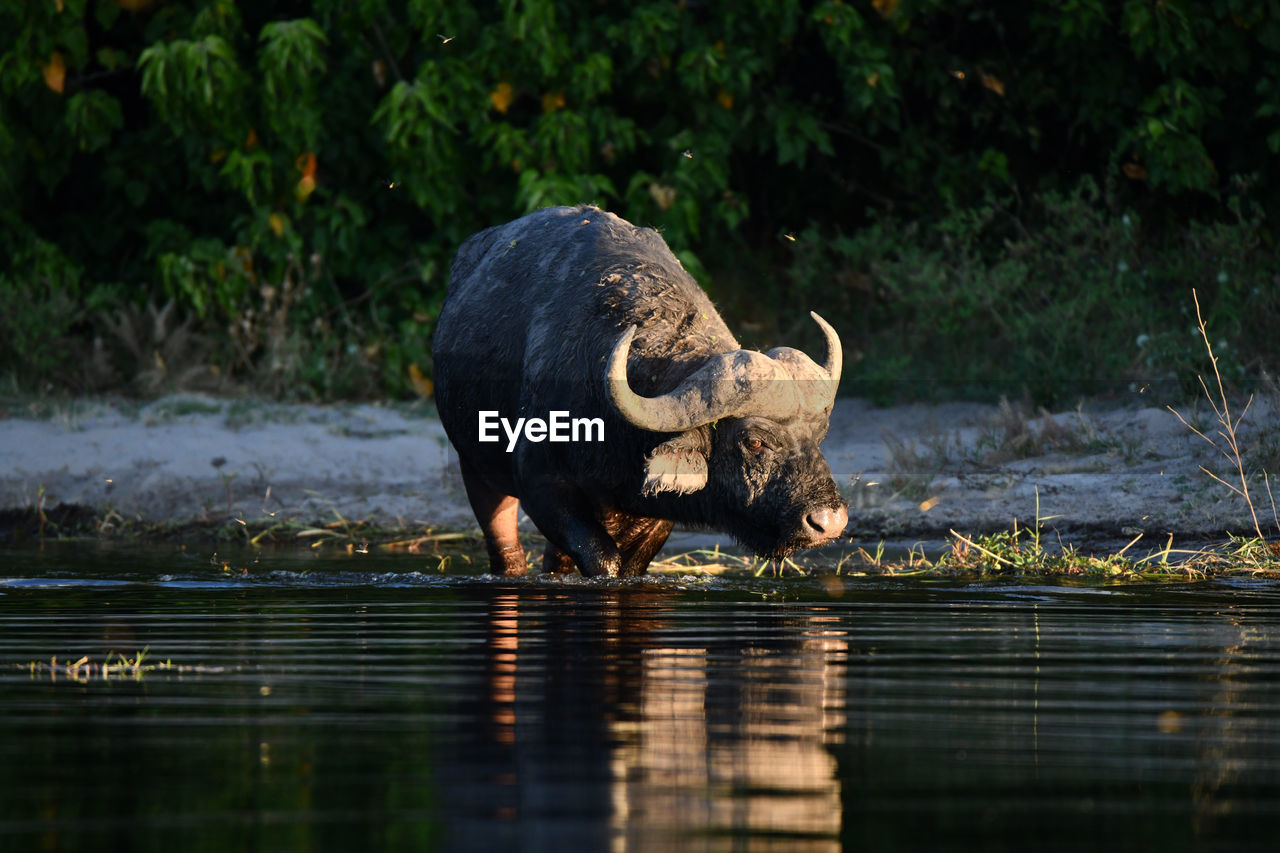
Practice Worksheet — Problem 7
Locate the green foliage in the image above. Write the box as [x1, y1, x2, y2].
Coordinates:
[64, 89, 124, 152]
[257, 19, 328, 150]
[138, 34, 248, 139]
[1, 1, 1278, 400]
[790, 179, 1280, 404]
[0, 240, 113, 386]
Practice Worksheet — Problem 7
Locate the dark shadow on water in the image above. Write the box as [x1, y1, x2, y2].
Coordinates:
[3, 544, 1280, 850]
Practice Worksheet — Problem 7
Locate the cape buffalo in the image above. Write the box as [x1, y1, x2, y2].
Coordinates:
[433, 205, 848, 577]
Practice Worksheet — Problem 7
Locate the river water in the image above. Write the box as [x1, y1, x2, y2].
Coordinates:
[2, 544, 1280, 851]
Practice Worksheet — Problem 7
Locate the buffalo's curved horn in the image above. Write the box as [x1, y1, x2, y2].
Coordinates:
[606, 314, 843, 433]
[810, 310, 842, 386]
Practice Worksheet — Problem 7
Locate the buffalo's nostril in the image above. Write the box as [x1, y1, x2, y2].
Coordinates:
[805, 505, 848, 540]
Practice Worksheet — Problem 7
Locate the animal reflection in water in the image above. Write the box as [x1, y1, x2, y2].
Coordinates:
[461, 592, 845, 849]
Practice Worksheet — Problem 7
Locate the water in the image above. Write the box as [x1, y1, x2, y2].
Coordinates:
[3, 545, 1280, 851]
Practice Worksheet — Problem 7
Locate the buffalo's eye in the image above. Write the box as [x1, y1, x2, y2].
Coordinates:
[742, 436, 765, 454]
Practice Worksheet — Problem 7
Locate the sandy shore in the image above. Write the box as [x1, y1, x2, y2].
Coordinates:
[1, 393, 1272, 550]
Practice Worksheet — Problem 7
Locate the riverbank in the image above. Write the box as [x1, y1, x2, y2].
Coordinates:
[1, 393, 1273, 555]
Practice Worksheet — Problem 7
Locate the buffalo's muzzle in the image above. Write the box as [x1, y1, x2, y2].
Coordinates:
[804, 505, 848, 542]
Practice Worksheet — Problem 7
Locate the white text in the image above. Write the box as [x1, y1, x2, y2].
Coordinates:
[478, 410, 605, 452]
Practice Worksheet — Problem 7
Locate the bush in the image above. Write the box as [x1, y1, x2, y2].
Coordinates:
[787, 179, 1280, 403]
[1, 1, 1277, 400]
[0, 241, 95, 388]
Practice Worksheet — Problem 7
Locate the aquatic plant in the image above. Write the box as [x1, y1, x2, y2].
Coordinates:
[14, 648, 224, 683]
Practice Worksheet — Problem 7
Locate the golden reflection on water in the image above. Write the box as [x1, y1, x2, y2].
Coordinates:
[488, 593, 520, 745]
[483, 591, 849, 850]
[611, 640, 844, 851]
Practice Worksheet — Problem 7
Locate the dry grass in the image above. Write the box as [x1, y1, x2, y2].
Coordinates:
[94, 300, 222, 394]
[882, 397, 1104, 494]
[974, 399, 1102, 464]
[1167, 290, 1279, 543]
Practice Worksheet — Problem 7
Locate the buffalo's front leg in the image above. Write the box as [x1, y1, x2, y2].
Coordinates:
[606, 515, 674, 576]
[539, 514, 673, 577]
[540, 542, 576, 575]
[459, 461, 527, 575]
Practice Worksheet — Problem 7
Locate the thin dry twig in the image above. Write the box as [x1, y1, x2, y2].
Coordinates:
[1166, 289, 1264, 541]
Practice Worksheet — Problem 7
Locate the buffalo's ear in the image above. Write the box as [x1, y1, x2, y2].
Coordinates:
[642, 431, 709, 496]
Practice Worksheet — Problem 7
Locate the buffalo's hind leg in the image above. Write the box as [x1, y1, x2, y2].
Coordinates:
[459, 462, 527, 575]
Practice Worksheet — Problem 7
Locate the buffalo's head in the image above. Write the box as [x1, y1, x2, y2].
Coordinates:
[606, 312, 848, 556]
